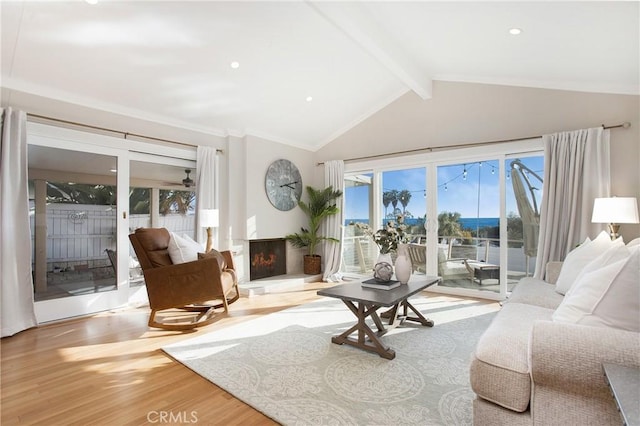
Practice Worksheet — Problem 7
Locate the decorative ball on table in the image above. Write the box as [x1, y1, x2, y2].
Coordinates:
[373, 262, 394, 282]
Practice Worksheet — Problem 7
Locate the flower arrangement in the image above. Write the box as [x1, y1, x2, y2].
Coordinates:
[355, 215, 409, 254]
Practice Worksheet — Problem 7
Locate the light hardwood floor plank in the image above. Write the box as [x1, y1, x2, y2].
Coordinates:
[1, 283, 335, 426]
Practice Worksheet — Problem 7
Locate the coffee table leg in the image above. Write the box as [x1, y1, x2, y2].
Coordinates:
[330, 300, 396, 360]
[401, 300, 434, 327]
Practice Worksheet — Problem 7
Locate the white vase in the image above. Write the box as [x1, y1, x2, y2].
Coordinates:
[376, 252, 393, 267]
[394, 243, 412, 284]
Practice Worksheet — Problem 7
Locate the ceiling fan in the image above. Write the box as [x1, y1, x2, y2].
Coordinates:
[182, 169, 194, 188]
[160, 168, 196, 189]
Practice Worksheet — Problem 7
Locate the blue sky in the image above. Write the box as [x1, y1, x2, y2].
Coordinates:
[345, 156, 544, 220]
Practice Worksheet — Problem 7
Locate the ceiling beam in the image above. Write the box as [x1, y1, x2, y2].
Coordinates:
[308, 1, 432, 100]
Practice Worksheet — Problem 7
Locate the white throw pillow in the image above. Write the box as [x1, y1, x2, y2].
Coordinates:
[555, 231, 616, 295]
[553, 246, 639, 332]
[627, 237, 640, 248]
[167, 232, 204, 264]
[563, 240, 628, 299]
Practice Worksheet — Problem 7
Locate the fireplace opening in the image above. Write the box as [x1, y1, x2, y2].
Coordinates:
[249, 238, 286, 280]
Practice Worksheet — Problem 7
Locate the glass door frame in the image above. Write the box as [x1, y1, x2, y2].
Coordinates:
[343, 138, 543, 301]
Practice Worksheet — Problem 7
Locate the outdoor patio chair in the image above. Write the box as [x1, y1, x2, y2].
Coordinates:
[407, 243, 427, 273]
[437, 244, 473, 281]
[129, 227, 239, 331]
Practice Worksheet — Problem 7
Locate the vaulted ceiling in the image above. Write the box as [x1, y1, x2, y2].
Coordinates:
[2, 1, 638, 151]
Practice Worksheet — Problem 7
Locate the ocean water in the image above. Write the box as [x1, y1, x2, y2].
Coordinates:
[345, 217, 499, 229]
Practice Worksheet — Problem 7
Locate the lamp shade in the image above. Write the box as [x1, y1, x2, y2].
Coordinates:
[591, 197, 639, 224]
[199, 209, 219, 228]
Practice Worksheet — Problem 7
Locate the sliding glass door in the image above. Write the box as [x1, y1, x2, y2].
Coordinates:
[28, 138, 130, 322]
[341, 142, 544, 300]
[436, 159, 502, 292]
[128, 159, 197, 304]
[27, 122, 197, 322]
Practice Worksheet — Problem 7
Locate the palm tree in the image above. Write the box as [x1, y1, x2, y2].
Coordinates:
[438, 211, 464, 241]
[389, 190, 400, 218]
[398, 189, 412, 215]
[46, 182, 116, 205]
[129, 188, 150, 214]
[382, 191, 394, 217]
[159, 190, 195, 215]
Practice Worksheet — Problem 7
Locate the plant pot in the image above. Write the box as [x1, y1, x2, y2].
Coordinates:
[304, 254, 321, 275]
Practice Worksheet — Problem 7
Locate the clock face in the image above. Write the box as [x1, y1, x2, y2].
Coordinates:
[265, 159, 303, 211]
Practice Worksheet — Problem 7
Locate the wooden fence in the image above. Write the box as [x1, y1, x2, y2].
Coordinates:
[30, 204, 195, 269]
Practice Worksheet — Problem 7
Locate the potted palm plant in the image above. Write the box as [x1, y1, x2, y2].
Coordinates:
[285, 185, 343, 274]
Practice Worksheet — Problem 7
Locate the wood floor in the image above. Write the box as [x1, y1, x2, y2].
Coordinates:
[1, 282, 335, 426]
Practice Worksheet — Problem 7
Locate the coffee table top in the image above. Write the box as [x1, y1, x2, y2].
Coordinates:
[318, 276, 440, 307]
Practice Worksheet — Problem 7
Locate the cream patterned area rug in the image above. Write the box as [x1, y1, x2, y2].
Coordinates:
[163, 294, 498, 425]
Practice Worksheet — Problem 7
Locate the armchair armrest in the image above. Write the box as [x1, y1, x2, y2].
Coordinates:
[143, 257, 224, 310]
[221, 250, 235, 270]
[530, 320, 640, 392]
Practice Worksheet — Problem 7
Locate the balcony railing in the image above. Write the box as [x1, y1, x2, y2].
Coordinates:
[341, 233, 535, 279]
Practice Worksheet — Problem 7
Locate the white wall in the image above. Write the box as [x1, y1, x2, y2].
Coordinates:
[225, 134, 316, 278]
[315, 81, 640, 239]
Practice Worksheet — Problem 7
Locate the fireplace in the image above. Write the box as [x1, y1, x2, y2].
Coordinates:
[249, 238, 286, 280]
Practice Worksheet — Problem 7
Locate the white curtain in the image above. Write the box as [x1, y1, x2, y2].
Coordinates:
[1, 108, 38, 337]
[322, 160, 345, 282]
[534, 127, 610, 279]
[196, 146, 218, 248]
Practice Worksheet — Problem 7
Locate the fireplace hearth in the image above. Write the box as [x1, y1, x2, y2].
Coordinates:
[249, 238, 286, 280]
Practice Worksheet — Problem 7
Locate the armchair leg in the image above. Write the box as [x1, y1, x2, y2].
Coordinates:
[147, 306, 219, 331]
[211, 284, 240, 310]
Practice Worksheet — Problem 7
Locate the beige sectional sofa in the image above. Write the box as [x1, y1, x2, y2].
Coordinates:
[470, 256, 640, 425]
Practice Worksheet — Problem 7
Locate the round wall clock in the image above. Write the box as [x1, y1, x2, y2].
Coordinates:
[265, 159, 303, 211]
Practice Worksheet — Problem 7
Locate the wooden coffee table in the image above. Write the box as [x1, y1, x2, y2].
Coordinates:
[317, 276, 440, 359]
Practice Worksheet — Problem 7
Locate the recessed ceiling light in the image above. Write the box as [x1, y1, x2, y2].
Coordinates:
[306, 96, 313, 102]
[509, 28, 522, 35]
[85, 0, 98, 4]
[230, 61, 240, 69]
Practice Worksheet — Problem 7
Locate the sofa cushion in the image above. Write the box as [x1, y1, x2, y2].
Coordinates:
[471, 303, 554, 412]
[553, 245, 639, 332]
[555, 231, 618, 295]
[507, 277, 564, 310]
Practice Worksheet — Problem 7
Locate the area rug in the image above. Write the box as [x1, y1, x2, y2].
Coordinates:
[163, 296, 498, 425]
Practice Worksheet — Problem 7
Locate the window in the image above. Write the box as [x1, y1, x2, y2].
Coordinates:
[340, 140, 544, 299]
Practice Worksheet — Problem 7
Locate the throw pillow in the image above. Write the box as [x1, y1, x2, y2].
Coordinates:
[627, 237, 640, 248]
[553, 246, 639, 332]
[563, 239, 628, 299]
[555, 231, 616, 295]
[167, 232, 204, 264]
[198, 249, 227, 271]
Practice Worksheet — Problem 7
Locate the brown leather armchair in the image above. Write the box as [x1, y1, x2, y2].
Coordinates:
[129, 227, 239, 330]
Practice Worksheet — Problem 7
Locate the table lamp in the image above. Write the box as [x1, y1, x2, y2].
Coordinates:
[200, 209, 219, 253]
[591, 197, 639, 240]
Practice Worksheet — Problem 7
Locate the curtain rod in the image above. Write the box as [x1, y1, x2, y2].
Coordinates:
[27, 113, 224, 154]
[316, 121, 631, 166]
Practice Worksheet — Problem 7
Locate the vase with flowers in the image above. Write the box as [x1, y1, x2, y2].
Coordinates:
[355, 215, 411, 282]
